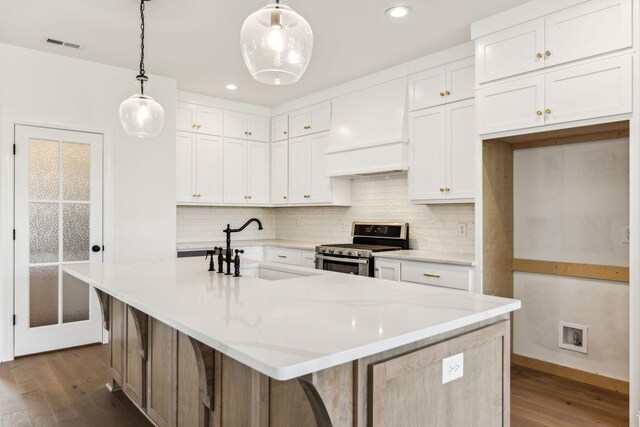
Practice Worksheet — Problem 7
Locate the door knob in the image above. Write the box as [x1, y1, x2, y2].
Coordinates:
[92, 245, 102, 253]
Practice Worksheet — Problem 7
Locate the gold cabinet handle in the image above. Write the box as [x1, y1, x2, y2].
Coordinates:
[197, 124, 202, 129]
[536, 111, 543, 116]
[244, 131, 248, 135]
[248, 131, 252, 136]
[423, 273, 441, 278]
[536, 52, 543, 59]
[192, 124, 197, 129]
[545, 108, 551, 114]
[445, 91, 450, 96]
[439, 188, 444, 192]
[545, 50, 551, 57]
[439, 92, 445, 97]
[192, 194, 197, 197]
[445, 188, 450, 192]
[303, 125, 311, 130]
[248, 195, 252, 199]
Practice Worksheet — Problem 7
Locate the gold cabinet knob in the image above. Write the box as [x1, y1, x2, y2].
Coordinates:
[445, 188, 450, 192]
[283, 196, 287, 199]
[536, 111, 543, 116]
[439, 188, 444, 192]
[248, 195, 252, 199]
[192, 124, 197, 129]
[244, 131, 248, 135]
[445, 91, 450, 96]
[284, 131, 288, 135]
[440, 92, 445, 97]
[248, 131, 252, 136]
[197, 124, 202, 129]
[545, 108, 551, 114]
[545, 50, 551, 57]
[536, 52, 543, 59]
[192, 194, 197, 197]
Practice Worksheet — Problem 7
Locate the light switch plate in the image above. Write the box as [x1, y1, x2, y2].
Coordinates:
[622, 226, 630, 244]
[442, 352, 464, 384]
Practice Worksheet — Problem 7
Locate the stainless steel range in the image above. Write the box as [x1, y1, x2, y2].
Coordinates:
[315, 222, 409, 276]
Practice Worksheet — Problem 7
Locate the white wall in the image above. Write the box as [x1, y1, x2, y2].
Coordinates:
[0, 43, 178, 262]
[513, 138, 630, 380]
[176, 174, 475, 253]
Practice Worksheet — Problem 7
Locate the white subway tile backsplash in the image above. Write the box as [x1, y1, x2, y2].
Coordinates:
[176, 174, 475, 254]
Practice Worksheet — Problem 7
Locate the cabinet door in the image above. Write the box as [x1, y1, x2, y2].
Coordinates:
[476, 19, 545, 83]
[247, 142, 270, 204]
[247, 115, 270, 142]
[375, 260, 401, 281]
[195, 135, 223, 204]
[223, 111, 248, 139]
[289, 136, 312, 203]
[301, 251, 316, 269]
[196, 106, 223, 136]
[289, 109, 311, 138]
[408, 107, 446, 201]
[477, 76, 545, 135]
[176, 102, 197, 133]
[308, 102, 332, 134]
[176, 132, 196, 203]
[147, 318, 176, 427]
[271, 114, 289, 142]
[544, 56, 632, 126]
[545, 0, 632, 68]
[408, 66, 447, 111]
[309, 132, 332, 203]
[446, 57, 475, 104]
[446, 100, 476, 201]
[271, 141, 289, 205]
[223, 138, 248, 204]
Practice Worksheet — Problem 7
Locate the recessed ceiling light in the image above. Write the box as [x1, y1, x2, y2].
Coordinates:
[226, 83, 238, 91]
[385, 6, 411, 18]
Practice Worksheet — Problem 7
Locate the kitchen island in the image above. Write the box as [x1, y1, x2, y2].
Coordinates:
[64, 257, 520, 427]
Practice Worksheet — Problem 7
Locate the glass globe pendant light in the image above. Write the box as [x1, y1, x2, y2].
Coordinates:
[119, 0, 165, 138]
[240, 0, 313, 85]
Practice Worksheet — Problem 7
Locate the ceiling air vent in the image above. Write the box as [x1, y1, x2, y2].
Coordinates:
[45, 38, 81, 49]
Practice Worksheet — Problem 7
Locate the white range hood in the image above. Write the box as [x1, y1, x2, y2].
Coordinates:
[327, 77, 409, 176]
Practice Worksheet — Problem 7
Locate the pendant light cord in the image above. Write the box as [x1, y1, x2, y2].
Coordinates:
[138, 0, 146, 94]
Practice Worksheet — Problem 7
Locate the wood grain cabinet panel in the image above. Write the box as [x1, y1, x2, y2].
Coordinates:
[147, 318, 177, 427]
[124, 306, 147, 408]
[109, 297, 125, 389]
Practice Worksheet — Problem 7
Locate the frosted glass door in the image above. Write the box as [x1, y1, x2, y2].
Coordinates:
[14, 125, 103, 356]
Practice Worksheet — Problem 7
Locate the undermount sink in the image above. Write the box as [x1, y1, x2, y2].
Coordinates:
[243, 264, 319, 281]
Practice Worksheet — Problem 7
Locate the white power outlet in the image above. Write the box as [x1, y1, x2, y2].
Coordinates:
[442, 353, 464, 384]
[458, 223, 467, 237]
[622, 226, 630, 244]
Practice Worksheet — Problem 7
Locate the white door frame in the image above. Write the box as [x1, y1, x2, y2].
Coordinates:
[0, 113, 115, 362]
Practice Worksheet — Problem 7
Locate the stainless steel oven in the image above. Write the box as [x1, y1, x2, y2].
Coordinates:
[315, 254, 371, 276]
[315, 222, 409, 277]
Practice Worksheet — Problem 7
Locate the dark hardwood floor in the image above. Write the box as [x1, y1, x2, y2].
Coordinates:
[0, 344, 151, 427]
[0, 345, 630, 426]
[511, 365, 629, 427]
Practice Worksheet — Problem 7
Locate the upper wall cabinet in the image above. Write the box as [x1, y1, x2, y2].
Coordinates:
[289, 101, 331, 138]
[223, 111, 270, 142]
[408, 57, 475, 111]
[271, 114, 289, 142]
[271, 140, 288, 205]
[176, 102, 223, 136]
[176, 132, 223, 205]
[477, 56, 632, 134]
[223, 138, 270, 205]
[475, 0, 632, 83]
[409, 99, 476, 203]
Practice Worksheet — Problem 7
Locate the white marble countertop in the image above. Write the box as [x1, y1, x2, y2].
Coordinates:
[373, 250, 476, 266]
[64, 257, 517, 381]
[177, 239, 318, 251]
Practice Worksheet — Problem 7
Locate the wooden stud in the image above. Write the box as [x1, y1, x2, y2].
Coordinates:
[512, 258, 629, 283]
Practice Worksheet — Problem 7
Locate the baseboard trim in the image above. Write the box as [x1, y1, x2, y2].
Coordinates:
[512, 354, 629, 395]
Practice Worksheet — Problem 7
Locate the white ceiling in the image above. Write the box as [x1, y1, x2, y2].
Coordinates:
[0, 0, 530, 107]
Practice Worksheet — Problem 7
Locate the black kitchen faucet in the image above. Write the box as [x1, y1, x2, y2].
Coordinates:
[207, 218, 262, 277]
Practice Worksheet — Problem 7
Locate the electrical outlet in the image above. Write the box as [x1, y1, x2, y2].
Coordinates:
[458, 223, 467, 237]
[442, 353, 464, 384]
[622, 226, 630, 244]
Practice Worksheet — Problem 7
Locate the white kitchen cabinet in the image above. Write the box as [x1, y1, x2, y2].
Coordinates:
[223, 111, 270, 142]
[401, 261, 473, 291]
[409, 99, 475, 203]
[475, 0, 631, 83]
[264, 247, 317, 269]
[289, 101, 331, 138]
[409, 57, 475, 111]
[289, 132, 332, 204]
[375, 260, 401, 281]
[223, 138, 270, 205]
[176, 102, 223, 136]
[176, 132, 223, 204]
[271, 114, 289, 142]
[477, 76, 545, 134]
[477, 56, 631, 134]
[271, 141, 288, 205]
[302, 251, 316, 269]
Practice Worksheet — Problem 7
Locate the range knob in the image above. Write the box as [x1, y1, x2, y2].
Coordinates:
[335, 250, 342, 255]
[345, 250, 352, 256]
[327, 249, 334, 254]
[354, 251, 361, 257]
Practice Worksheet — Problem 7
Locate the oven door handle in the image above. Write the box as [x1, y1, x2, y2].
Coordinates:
[315, 254, 370, 264]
